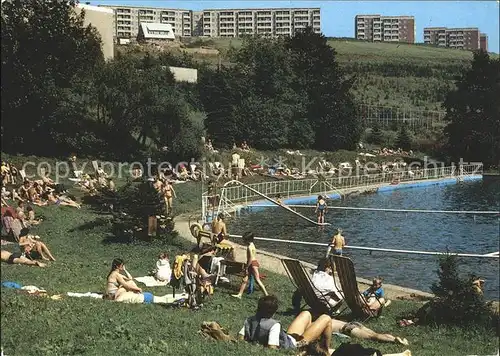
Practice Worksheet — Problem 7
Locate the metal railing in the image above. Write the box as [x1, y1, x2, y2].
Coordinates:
[201, 164, 483, 222]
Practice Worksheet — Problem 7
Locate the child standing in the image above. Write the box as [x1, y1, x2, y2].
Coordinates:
[315, 195, 327, 224]
[326, 228, 345, 257]
[154, 252, 171, 283]
[232, 232, 268, 299]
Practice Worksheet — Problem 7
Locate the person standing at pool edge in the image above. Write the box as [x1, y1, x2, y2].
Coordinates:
[315, 195, 327, 224]
[326, 228, 345, 257]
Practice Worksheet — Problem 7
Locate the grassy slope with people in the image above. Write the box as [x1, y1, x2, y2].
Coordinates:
[131, 37, 492, 111]
[1, 202, 498, 356]
[1, 155, 498, 355]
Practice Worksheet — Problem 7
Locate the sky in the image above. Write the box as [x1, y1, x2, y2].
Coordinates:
[91, 0, 500, 53]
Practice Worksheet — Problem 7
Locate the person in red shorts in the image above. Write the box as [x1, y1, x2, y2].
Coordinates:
[232, 232, 268, 299]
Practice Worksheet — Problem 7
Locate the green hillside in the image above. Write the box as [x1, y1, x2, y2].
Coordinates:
[168, 38, 481, 111]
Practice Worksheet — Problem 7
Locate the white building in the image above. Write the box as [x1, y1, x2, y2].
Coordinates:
[138, 22, 175, 41]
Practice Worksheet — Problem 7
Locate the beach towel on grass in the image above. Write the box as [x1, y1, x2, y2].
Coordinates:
[135, 276, 169, 287]
[67, 292, 103, 299]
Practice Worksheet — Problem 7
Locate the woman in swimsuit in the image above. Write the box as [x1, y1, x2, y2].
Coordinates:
[163, 181, 176, 215]
[106, 258, 183, 304]
[315, 195, 327, 224]
[46, 192, 80, 209]
[232, 232, 268, 299]
[1, 247, 46, 267]
[18, 228, 56, 261]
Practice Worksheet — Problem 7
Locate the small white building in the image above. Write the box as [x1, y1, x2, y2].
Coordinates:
[137, 22, 175, 42]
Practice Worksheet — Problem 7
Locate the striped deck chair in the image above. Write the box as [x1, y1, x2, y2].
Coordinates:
[282, 258, 343, 316]
[330, 255, 383, 321]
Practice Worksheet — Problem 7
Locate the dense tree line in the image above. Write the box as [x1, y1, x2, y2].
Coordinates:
[443, 51, 500, 168]
[1, 1, 360, 160]
[2, 0, 496, 166]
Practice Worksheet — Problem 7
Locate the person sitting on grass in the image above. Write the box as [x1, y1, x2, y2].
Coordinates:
[25, 206, 42, 226]
[239, 295, 333, 356]
[105, 258, 186, 304]
[1, 247, 46, 267]
[362, 277, 392, 311]
[18, 228, 56, 261]
[232, 232, 268, 299]
[330, 319, 408, 345]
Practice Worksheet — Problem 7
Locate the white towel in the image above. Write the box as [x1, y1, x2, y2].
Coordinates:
[67, 292, 103, 299]
[135, 276, 169, 287]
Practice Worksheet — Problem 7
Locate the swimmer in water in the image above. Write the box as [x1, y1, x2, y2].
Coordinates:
[315, 195, 327, 224]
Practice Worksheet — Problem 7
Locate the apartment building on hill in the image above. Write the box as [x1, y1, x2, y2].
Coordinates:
[423, 27, 487, 51]
[99, 5, 320, 40]
[354, 15, 415, 43]
[200, 8, 320, 37]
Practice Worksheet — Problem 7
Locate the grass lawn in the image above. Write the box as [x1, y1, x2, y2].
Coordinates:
[1, 194, 498, 355]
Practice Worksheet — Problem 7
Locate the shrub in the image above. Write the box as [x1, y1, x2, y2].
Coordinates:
[396, 125, 412, 150]
[367, 123, 383, 145]
[416, 255, 496, 329]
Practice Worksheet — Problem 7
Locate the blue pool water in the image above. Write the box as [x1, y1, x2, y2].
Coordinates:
[229, 179, 500, 299]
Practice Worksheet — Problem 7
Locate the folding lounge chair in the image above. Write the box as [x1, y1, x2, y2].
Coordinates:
[329, 255, 383, 321]
[282, 258, 344, 316]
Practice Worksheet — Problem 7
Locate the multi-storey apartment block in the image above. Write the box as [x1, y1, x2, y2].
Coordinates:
[100, 5, 193, 39]
[199, 8, 320, 38]
[99, 5, 320, 40]
[355, 15, 415, 43]
[424, 27, 484, 51]
[480, 33, 488, 51]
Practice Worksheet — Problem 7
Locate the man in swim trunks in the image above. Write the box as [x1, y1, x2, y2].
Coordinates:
[326, 228, 345, 257]
[232, 232, 268, 299]
[330, 319, 408, 345]
[211, 213, 229, 242]
[1, 248, 46, 267]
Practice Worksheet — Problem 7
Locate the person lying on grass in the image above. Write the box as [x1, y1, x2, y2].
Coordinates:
[1, 247, 46, 267]
[105, 258, 187, 304]
[18, 228, 56, 261]
[330, 319, 408, 345]
[239, 295, 333, 356]
[45, 191, 81, 209]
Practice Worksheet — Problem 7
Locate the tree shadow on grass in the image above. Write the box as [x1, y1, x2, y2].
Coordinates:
[69, 217, 112, 232]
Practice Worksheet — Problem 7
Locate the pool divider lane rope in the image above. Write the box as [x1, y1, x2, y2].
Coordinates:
[248, 205, 500, 215]
[227, 234, 500, 259]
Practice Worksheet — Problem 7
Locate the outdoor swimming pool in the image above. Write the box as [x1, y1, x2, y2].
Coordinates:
[229, 179, 500, 299]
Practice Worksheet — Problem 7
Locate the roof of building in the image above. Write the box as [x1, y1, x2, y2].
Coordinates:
[139, 22, 175, 40]
[99, 4, 190, 11]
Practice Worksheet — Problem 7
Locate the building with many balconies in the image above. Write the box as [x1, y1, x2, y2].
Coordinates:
[355, 14, 415, 43]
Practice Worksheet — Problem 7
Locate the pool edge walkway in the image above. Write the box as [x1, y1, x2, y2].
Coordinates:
[174, 213, 434, 300]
